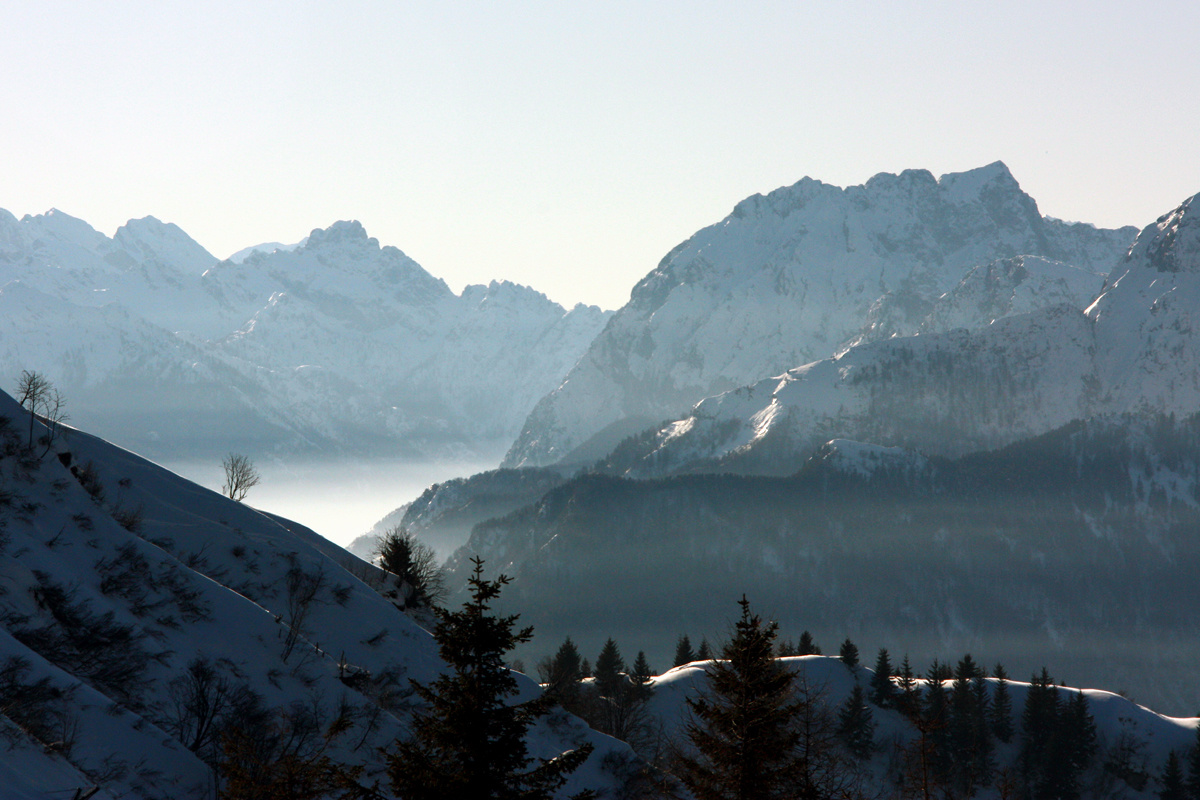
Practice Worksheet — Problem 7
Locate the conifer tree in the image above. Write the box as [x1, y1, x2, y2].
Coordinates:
[990, 663, 1014, 744]
[579, 658, 592, 678]
[545, 637, 582, 704]
[776, 639, 798, 657]
[1186, 724, 1200, 800]
[896, 655, 920, 718]
[837, 685, 875, 760]
[594, 639, 625, 698]
[798, 631, 821, 655]
[697, 638, 713, 661]
[387, 558, 593, 800]
[675, 597, 806, 800]
[1161, 751, 1187, 800]
[869, 648, 895, 708]
[674, 635, 696, 667]
[1019, 668, 1059, 797]
[949, 655, 992, 795]
[839, 639, 859, 670]
[921, 660, 954, 785]
[631, 651, 654, 701]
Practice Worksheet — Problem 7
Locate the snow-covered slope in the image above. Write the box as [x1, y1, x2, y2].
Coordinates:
[503, 162, 1135, 468]
[0, 212, 610, 461]
[604, 192, 1199, 477]
[646, 655, 1197, 800]
[0, 391, 628, 798]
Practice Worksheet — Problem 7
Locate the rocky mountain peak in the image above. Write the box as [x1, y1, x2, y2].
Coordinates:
[1137, 193, 1200, 275]
[304, 219, 375, 250]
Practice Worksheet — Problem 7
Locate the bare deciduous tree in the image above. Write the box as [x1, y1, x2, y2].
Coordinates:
[221, 453, 260, 502]
[16, 370, 67, 450]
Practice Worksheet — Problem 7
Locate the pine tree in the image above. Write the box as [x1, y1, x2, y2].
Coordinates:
[869, 648, 895, 708]
[949, 655, 992, 795]
[594, 638, 625, 698]
[631, 651, 654, 701]
[895, 655, 919, 718]
[990, 663, 1014, 744]
[676, 597, 806, 800]
[674, 634, 696, 667]
[1019, 668, 1059, 797]
[545, 637, 582, 704]
[776, 639, 798, 657]
[387, 558, 593, 800]
[839, 639, 859, 670]
[837, 685, 875, 760]
[579, 658, 592, 678]
[697, 637, 713, 661]
[797, 631, 821, 655]
[1161, 751, 1187, 800]
[923, 661, 952, 787]
[1186, 723, 1200, 800]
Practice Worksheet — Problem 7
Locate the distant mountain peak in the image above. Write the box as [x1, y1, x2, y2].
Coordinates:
[305, 219, 374, 249]
[1141, 193, 1200, 274]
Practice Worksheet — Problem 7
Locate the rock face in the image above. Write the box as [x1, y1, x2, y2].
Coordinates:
[503, 163, 1136, 468]
[600, 192, 1200, 477]
[0, 212, 610, 461]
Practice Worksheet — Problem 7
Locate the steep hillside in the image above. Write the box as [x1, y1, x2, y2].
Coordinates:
[503, 162, 1136, 468]
[0, 392, 626, 798]
[452, 414, 1200, 715]
[0, 212, 609, 461]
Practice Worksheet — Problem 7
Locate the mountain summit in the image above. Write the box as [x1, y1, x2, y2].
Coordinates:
[502, 163, 1136, 468]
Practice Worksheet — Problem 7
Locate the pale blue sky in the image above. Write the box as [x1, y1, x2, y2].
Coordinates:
[3, 1, 1197, 309]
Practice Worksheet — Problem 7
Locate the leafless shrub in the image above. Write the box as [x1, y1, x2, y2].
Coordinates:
[221, 453, 260, 502]
[164, 657, 261, 763]
[71, 460, 106, 505]
[111, 502, 145, 533]
[17, 574, 160, 708]
[0, 655, 78, 755]
[281, 565, 328, 663]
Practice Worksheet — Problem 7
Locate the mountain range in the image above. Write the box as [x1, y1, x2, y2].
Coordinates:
[0, 211, 609, 462]
[502, 162, 1136, 468]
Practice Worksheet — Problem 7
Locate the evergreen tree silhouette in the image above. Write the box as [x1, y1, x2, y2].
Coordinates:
[594, 639, 625, 698]
[837, 685, 875, 760]
[869, 648, 895, 708]
[990, 663, 1014, 743]
[676, 597, 807, 800]
[674, 634, 696, 667]
[1160, 750, 1186, 800]
[797, 631, 821, 655]
[387, 558, 594, 800]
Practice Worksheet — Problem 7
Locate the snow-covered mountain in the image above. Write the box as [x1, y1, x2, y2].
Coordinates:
[0, 390, 627, 799]
[502, 162, 1136, 468]
[0, 211, 610, 461]
[599, 191, 1200, 477]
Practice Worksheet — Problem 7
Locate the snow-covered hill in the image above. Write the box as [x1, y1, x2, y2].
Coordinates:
[503, 162, 1136, 468]
[647, 655, 1197, 800]
[0, 211, 610, 461]
[0, 391, 627, 798]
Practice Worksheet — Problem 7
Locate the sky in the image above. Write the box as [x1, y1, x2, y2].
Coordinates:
[3, 1, 1198, 311]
